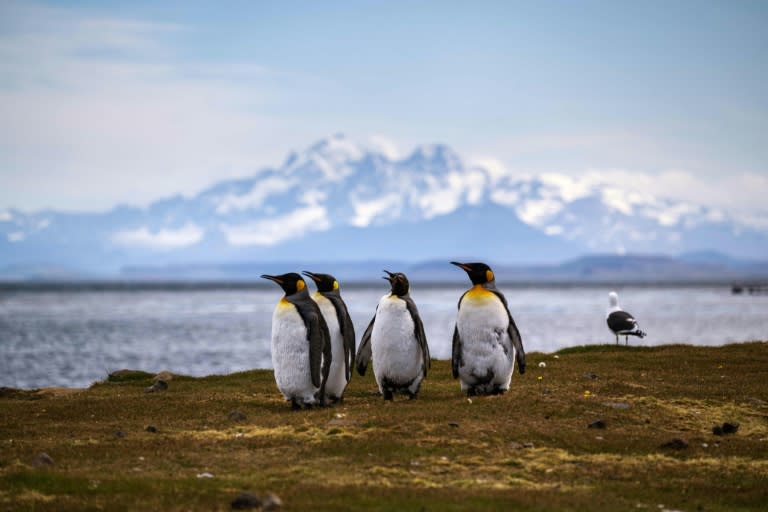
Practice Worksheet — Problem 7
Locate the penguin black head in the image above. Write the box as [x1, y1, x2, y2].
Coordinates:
[302, 271, 339, 293]
[450, 261, 496, 286]
[260, 272, 307, 296]
[383, 270, 410, 297]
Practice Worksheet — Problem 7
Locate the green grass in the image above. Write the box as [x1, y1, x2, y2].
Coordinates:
[2, 342, 768, 511]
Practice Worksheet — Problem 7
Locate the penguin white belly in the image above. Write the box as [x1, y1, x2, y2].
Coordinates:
[371, 295, 424, 393]
[271, 300, 317, 405]
[457, 291, 515, 392]
[314, 293, 347, 399]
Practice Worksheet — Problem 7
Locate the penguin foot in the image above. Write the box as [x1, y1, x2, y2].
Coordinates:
[407, 392, 418, 400]
[466, 388, 478, 397]
[290, 399, 301, 411]
[383, 389, 394, 401]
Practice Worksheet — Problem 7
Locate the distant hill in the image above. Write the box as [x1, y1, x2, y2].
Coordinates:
[2, 134, 767, 277]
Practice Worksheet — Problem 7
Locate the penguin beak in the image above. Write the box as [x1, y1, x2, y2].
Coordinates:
[450, 261, 472, 272]
[382, 270, 394, 282]
[260, 274, 283, 284]
[301, 271, 319, 283]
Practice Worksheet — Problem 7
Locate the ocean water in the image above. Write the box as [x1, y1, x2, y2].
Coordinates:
[1, 284, 766, 389]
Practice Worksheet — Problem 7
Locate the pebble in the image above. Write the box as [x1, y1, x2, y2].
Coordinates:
[659, 438, 688, 450]
[231, 492, 261, 509]
[713, 421, 740, 435]
[145, 380, 168, 393]
[228, 410, 247, 422]
[588, 419, 607, 429]
[146, 425, 157, 433]
[602, 402, 630, 410]
[448, 422, 459, 428]
[262, 492, 283, 511]
[115, 431, 126, 439]
[538, 362, 546, 368]
[196, 472, 214, 479]
[32, 452, 54, 467]
[584, 372, 598, 380]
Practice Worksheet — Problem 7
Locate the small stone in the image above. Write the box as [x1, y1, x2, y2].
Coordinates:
[145, 380, 168, 393]
[262, 492, 283, 511]
[196, 472, 214, 479]
[510, 441, 523, 449]
[448, 422, 459, 428]
[588, 419, 607, 429]
[32, 452, 54, 467]
[538, 362, 546, 368]
[146, 425, 157, 433]
[584, 372, 598, 380]
[522, 441, 535, 449]
[115, 431, 126, 439]
[660, 438, 688, 450]
[603, 402, 630, 410]
[231, 492, 261, 509]
[722, 422, 739, 434]
[228, 410, 247, 422]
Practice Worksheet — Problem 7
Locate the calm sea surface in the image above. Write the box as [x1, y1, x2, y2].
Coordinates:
[1, 284, 766, 389]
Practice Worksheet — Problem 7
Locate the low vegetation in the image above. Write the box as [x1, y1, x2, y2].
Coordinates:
[2, 342, 767, 511]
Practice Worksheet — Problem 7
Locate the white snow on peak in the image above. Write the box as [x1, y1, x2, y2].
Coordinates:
[350, 193, 401, 227]
[514, 198, 565, 227]
[220, 205, 330, 246]
[365, 135, 401, 160]
[112, 223, 204, 250]
[214, 176, 296, 215]
[288, 133, 366, 181]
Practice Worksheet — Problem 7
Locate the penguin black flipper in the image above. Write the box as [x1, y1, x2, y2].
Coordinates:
[490, 290, 526, 375]
[327, 294, 357, 381]
[451, 326, 462, 379]
[404, 295, 430, 375]
[355, 313, 376, 376]
[451, 290, 470, 379]
[291, 297, 332, 389]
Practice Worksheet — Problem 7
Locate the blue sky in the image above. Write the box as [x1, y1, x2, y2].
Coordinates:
[1, 0, 766, 213]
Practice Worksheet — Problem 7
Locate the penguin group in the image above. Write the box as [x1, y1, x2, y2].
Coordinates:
[262, 262, 647, 408]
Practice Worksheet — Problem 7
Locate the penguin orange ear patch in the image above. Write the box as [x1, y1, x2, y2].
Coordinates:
[333, 280, 339, 291]
[296, 279, 305, 292]
[486, 270, 494, 282]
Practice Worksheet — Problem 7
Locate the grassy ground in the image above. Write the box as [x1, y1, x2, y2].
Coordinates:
[1, 342, 767, 511]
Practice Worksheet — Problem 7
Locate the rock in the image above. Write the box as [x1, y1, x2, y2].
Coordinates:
[660, 438, 688, 450]
[32, 452, 54, 467]
[714, 422, 739, 435]
[231, 492, 261, 509]
[196, 472, 214, 479]
[588, 419, 607, 429]
[153, 371, 174, 382]
[262, 492, 283, 511]
[448, 422, 459, 428]
[602, 402, 630, 410]
[584, 372, 598, 380]
[146, 425, 157, 433]
[145, 380, 168, 393]
[228, 410, 247, 422]
[538, 362, 547, 368]
[115, 431, 126, 438]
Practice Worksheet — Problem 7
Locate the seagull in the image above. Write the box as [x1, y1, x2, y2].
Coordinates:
[606, 291, 646, 345]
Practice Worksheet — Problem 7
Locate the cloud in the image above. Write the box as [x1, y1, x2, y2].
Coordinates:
[220, 206, 330, 246]
[112, 223, 204, 250]
[0, 2, 297, 212]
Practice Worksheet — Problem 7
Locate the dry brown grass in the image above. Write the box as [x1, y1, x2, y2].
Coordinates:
[2, 342, 767, 511]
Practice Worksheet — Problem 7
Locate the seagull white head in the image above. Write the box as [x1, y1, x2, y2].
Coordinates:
[608, 291, 620, 311]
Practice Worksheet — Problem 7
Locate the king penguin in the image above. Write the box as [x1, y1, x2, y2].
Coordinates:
[450, 262, 526, 396]
[606, 291, 647, 345]
[355, 270, 430, 400]
[302, 271, 356, 404]
[261, 272, 332, 409]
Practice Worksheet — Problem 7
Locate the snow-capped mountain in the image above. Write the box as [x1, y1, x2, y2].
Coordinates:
[2, 133, 767, 276]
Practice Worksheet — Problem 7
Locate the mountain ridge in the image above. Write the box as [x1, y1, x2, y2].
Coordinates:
[2, 133, 767, 276]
